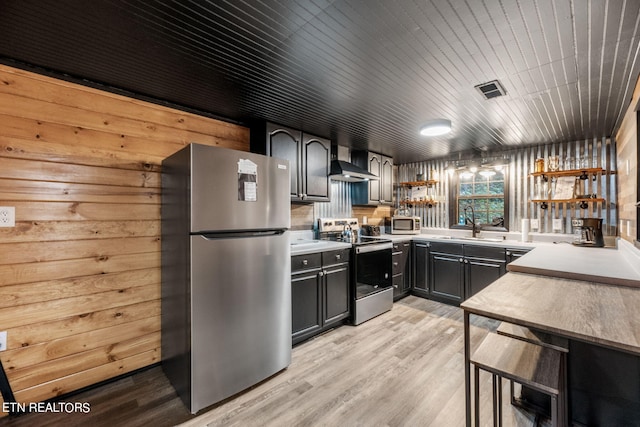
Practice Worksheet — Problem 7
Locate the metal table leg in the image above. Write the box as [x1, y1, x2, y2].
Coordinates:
[464, 310, 471, 426]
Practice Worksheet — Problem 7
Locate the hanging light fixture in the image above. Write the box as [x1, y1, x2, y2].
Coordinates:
[479, 169, 496, 178]
[419, 119, 451, 136]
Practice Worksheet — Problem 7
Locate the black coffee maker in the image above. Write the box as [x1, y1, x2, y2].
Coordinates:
[571, 217, 605, 247]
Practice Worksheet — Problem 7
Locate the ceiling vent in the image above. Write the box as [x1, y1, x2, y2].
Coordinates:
[475, 80, 506, 100]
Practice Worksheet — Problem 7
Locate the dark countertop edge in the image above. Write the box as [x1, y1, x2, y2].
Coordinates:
[507, 264, 640, 288]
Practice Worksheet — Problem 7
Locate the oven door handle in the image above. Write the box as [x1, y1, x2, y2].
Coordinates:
[355, 242, 393, 254]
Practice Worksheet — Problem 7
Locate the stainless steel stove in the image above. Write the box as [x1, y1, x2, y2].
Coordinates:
[318, 218, 393, 325]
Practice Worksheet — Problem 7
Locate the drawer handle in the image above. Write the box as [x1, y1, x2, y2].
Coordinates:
[336, 254, 341, 260]
[393, 262, 399, 267]
[302, 259, 308, 266]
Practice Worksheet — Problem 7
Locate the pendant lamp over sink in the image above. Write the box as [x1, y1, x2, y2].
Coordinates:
[419, 119, 451, 136]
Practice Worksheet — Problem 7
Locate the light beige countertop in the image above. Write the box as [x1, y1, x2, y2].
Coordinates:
[461, 272, 640, 355]
[290, 239, 352, 256]
[507, 239, 640, 288]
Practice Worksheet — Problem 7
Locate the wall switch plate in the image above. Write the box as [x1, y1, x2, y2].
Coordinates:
[530, 219, 539, 230]
[552, 218, 563, 231]
[0, 206, 15, 227]
[0, 331, 6, 352]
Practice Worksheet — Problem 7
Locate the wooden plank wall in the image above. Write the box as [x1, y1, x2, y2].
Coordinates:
[615, 73, 640, 244]
[0, 64, 249, 409]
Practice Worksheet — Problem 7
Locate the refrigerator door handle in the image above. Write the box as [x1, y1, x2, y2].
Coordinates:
[198, 229, 286, 240]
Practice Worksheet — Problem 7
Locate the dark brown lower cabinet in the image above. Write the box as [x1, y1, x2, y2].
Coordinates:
[323, 263, 350, 324]
[463, 245, 507, 297]
[429, 243, 465, 305]
[412, 240, 510, 306]
[392, 240, 412, 300]
[412, 241, 430, 298]
[292, 249, 350, 345]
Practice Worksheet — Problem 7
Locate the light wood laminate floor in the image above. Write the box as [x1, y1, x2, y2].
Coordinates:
[2, 297, 545, 426]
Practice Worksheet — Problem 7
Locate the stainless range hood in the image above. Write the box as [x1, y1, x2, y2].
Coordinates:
[329, 146, 379, 182]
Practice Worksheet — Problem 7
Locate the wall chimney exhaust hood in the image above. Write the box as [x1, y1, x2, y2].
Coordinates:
[329, 145, 379, 182]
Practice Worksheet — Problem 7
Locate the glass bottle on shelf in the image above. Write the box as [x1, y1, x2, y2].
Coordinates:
[534, 176, 548, 199]
[564, 156, 574, 171]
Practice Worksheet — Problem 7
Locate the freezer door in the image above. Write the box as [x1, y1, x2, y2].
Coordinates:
[189, 231, 291, 412]
[190, 144, 290, 232]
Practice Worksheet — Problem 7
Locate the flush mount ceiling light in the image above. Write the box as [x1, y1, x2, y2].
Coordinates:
[419, 119, 451, 136]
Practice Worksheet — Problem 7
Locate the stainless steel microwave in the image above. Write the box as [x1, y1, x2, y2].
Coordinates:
[391, 216, 421, 234]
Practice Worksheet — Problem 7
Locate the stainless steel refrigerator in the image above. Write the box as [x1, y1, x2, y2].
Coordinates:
[161, 143, 291, 414]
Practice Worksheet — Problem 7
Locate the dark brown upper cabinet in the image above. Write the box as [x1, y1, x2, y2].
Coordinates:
[251, 122, 331, 203]
[351, 151, 393, 205]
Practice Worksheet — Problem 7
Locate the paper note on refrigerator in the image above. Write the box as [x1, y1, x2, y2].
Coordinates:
[238, 159, 258, 202]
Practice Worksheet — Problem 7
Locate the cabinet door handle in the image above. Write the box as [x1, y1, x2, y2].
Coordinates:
[318, 271, 325, 277]
[393, 262, 399, 267]
[464, 259, 469, 264]
[393, 285, 398, 288]
[506, 251, 512, 256]
[459, 258, 464, 263]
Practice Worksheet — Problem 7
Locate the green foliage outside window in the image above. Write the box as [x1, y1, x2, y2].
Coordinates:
[457, 171, 505, 226]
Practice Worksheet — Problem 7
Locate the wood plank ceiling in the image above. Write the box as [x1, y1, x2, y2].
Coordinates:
[1, 0, 639, 163]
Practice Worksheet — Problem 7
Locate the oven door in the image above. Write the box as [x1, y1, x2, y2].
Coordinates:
[354, 243, 392, 299]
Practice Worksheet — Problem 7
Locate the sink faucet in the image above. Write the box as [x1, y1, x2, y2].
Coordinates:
[463, 205, 481, 238]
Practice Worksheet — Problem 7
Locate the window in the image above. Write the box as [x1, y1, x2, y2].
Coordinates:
[449, 169, 509, 231]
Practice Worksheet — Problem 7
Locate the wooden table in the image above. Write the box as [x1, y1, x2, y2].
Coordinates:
[461, 272, 640, 426]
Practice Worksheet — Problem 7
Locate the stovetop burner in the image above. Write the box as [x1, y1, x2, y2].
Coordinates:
[317, 217, 391, 246]
[324, 235, 391, 246]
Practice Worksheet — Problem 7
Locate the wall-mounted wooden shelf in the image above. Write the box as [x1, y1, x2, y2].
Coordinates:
[398, 180, 439, 208]
[400, 199, 438, 207]
[529, 168, 615, 182]
[529, 167, 605, 178]
[531, 198, 605, 209]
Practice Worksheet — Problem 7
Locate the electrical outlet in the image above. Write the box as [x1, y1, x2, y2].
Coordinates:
[0, 331, 6, 352]
[552, 218, 563, 232]
[0, 206, 15, 227]
[530, 219, 539, 230]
